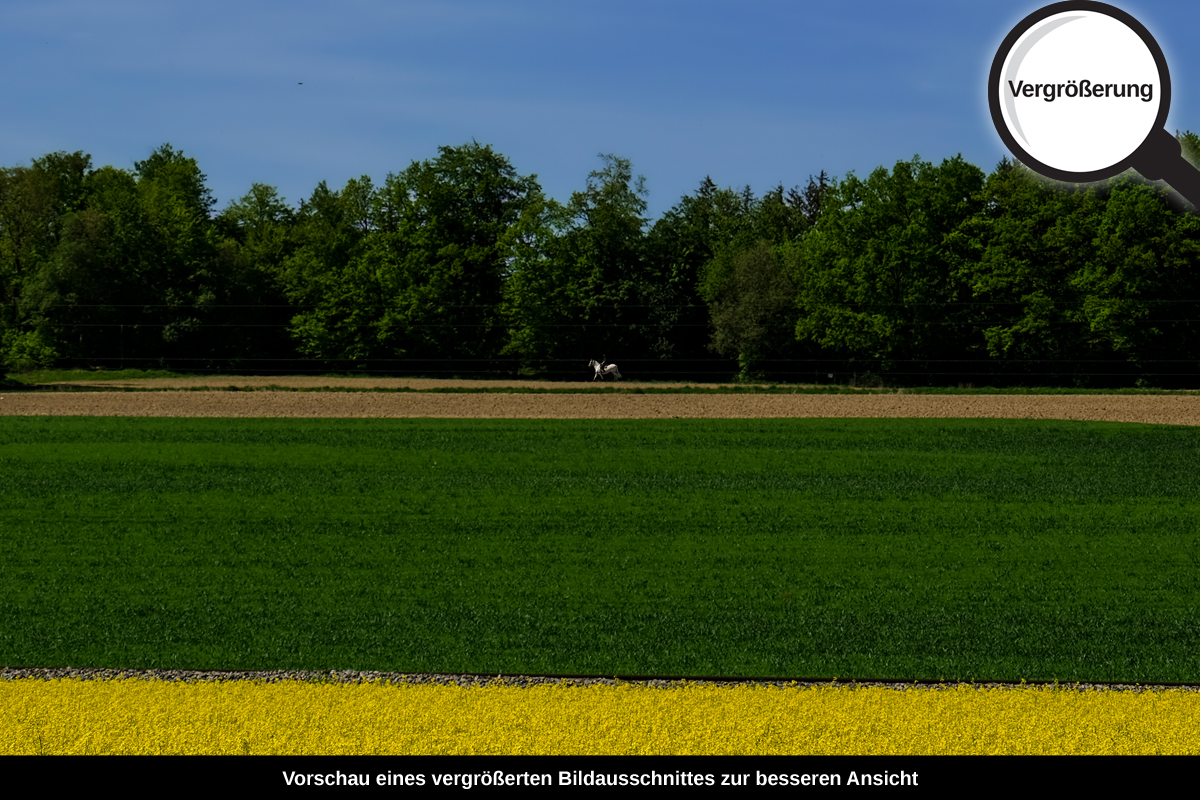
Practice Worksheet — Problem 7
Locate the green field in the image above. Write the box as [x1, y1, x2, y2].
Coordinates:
[2, 416, 1198, 682]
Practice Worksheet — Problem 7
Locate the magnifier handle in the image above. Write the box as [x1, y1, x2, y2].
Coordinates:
[1158, 156, 1200, 211]
[1132, 128, 1200, 210]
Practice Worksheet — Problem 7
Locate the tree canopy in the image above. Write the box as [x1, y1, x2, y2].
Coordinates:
[5, 138, 1200, 387]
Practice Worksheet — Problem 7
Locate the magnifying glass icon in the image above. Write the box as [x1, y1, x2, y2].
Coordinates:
[989, 1, 1200, 207]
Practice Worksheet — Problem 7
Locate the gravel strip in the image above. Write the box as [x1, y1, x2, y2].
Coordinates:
[3, 667, 1197, 692]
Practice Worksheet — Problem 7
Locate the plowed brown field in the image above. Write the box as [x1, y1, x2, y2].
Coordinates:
[1, 376, 1199, 424]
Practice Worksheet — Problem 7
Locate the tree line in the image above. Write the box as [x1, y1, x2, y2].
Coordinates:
[3, 137, 1200, 386]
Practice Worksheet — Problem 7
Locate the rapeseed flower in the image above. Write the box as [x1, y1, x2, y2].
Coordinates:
[2, 678, 1197, 755]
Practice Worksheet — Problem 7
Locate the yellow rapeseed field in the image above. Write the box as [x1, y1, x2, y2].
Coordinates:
[2, 678, 1198, 755]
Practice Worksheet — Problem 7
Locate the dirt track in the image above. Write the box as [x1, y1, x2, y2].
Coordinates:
[2, 377, 1199, 424]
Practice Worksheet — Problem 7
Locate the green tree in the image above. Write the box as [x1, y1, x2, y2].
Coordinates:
[217, 184, 294, 268]
[27, 165, 149, 367]
[273, 178, 375, 364]
[0, 151, 92, 369]
[279, 143, 540, 372]
[692, 179, 815, 379]
[498, 192, 576, 375]
[207, 183, 301, 370]
[1073, 178, 1200, 383]
[131, 145, 222, 364]
[794, 170, 832, 224]
[134, 143, 215, 218]
[641, 177, 734, 374]
[503, 154, 648, 376]
[707, 241, 798, 379]
[360, 142, 540, 371]
[29, 145, 243, 371]
[560, 153, 650, 365]
[694, 185, 759, 313]
[796, 155, 985, 382]
[947, 160, 1102, 384]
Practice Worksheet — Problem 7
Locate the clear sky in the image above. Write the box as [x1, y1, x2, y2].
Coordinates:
[3, 0, 1196, 221]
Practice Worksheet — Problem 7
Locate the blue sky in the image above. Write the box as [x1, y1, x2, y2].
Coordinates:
[3, 0, 1196, 221]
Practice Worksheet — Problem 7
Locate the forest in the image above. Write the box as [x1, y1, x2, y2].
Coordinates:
[3, 136, 1200, 386]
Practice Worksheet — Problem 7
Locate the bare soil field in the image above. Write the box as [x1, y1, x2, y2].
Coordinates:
[36, 376, 706, 390]
[2, 376, 1199, 424]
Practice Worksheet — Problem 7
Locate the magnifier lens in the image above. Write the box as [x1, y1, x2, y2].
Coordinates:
[997, 10, 1162, 174]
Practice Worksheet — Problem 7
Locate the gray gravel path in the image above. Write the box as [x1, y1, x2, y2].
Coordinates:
[4, 667, 1196, 692]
